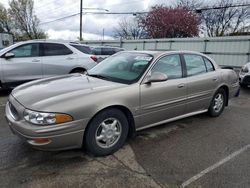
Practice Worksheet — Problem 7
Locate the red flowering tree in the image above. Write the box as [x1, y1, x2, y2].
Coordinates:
[140, 5, 200, 38]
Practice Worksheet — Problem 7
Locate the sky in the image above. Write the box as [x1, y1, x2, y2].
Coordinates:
[1, 0, 171, 40]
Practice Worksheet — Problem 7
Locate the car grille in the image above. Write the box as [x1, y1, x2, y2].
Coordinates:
[243, 76, 250, 84]
[8, 102, 19, 120]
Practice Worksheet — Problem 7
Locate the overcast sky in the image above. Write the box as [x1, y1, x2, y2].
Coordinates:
[1, 0, 171, 40]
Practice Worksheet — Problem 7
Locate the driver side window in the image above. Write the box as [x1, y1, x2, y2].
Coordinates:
[151, 54, 182, 79]
[9, 43, 39, 58]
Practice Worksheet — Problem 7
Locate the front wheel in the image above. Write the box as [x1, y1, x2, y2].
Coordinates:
[84, 108, 129, 156]
[208, 88, 226, 117]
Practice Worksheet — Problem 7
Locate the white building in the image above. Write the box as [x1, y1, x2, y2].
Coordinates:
[0, 33, 13, 50]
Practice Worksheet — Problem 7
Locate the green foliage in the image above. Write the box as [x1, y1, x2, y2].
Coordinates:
[0, 0, 47, 41]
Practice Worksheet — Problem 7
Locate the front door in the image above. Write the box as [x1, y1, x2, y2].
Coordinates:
[138, 54, 187, 129]
[1, 43, 42, 84]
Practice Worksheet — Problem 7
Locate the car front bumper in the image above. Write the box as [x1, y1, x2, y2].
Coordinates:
[5, 96, 89, 151]
[239, 72, 250, 85]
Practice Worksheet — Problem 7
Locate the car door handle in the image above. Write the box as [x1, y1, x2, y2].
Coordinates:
[66, 57, 74, 60]
[177, 83, 185, 88]
[32, 59, 40, 62]
[213, 78, 218, 81]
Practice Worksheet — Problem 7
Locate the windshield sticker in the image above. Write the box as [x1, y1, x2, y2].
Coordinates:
[134, 56, 153, 61]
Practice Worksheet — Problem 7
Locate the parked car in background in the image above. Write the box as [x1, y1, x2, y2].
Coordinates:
[0, 40, 97, 88]
[239, 62, 250, 87]
[91, 46, 124, 62]
[5, 51, 239, 156]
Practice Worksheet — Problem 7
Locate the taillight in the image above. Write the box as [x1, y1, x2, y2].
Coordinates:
[90, 55, 97, 62]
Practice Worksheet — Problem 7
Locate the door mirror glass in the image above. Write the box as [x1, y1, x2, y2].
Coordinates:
[4, 52, 15, 59]
[145, 72, 168, 83]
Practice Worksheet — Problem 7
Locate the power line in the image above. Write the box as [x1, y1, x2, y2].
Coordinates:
[39, 11, 147, 25]
[39, 12, 80, 25]
[83, 11, 148, 15]
[195, 3, 250, 12]
[39, 3, 250, 26]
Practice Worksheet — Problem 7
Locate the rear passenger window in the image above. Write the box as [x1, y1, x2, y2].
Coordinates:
[43, 43, 72, 56]
[203, 57, 214, 72]
[184, 54, 206, 76]
[151, 55, 182, 79]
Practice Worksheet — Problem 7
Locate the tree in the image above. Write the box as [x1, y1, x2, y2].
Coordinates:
[175, 0, 203, 10]
[0, 4, 12, 33]
[140, 5, 200, 38]
[199, 0, 250, 36]
[114, 17, 147, 40]
[8, 0, 47, 40]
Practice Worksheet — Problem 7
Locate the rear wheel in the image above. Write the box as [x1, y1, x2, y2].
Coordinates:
[208, 88, 226, 117]
[84, 108, 129, 156]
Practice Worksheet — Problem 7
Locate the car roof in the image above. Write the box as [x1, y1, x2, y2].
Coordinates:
[21, 39, 87, 45]
[123, 50, 207, 58]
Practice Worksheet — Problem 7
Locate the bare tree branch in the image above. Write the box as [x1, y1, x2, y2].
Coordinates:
[114, 17, 147, 40]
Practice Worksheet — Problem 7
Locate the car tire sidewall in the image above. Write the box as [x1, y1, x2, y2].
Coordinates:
[84, 108, 129, 156]
[208, 88, 226, 117]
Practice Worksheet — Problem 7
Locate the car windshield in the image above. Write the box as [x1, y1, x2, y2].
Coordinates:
[88, 52, 153, 84]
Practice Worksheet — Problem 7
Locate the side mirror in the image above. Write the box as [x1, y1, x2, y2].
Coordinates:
[4, 52, 15, 59]
[144, 72, 168, 84]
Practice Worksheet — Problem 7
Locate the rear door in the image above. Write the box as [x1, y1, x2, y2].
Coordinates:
[183, 54, 219, 113]
[139, 54, 187, 129]
[1, 43, 42, 83]
[41, 43, 76, 78]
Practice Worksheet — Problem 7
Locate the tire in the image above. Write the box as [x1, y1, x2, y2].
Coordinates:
[240, 82, 247, 88]
[70, 68, 86, 74]
[84, 108, 129, 156]
[208, 88, 226, 117]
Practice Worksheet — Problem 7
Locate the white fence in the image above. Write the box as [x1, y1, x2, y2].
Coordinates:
[83, 36, 250, 67]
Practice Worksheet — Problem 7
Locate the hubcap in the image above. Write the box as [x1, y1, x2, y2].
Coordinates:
[213, 93, 224, 113]
[95, 118, 122, 148]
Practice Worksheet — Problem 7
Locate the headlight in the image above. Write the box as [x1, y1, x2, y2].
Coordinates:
[241, 65, 249, 73]
[24, 109, 73, 125]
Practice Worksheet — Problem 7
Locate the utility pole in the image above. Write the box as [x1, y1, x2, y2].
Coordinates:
[79, 0, 83, 41]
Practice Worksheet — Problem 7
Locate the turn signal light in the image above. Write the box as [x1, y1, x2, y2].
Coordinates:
[55, 114, 73, 124]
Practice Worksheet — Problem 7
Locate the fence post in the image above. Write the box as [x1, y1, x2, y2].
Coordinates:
[143, 40, 145, 50]
[120, 38, 123, 48]
[155, 40, 158, 50]
[248, 39, 250, 62]
[204, 39, 209, 54]
[169, 40, 172, 50]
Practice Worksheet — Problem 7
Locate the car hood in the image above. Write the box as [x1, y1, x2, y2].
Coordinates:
[12, 74, 124, 110]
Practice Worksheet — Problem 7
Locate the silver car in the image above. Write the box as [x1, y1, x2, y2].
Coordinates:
[5, 51, 239, 156]
[239, 62, 250, 87]
[0, 40, 97, 88]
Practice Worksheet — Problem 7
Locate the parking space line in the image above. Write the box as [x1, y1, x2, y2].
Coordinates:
[181, 144, 250, 188]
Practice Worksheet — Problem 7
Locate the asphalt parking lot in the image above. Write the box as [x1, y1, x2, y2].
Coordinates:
[0, 87, 250, 188]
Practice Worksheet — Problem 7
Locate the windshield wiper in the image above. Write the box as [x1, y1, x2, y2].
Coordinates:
[87, 74, 111, 81]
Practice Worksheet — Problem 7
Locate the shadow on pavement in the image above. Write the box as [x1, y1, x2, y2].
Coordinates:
[0, 89, 12, 97]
